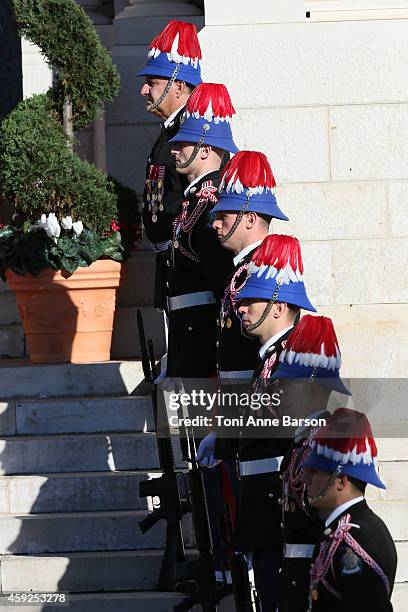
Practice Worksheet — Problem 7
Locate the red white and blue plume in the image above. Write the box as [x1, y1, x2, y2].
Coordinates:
[149, 20, 202, 67]
[234, 235, 315, 312]
[302, 408, 385, 489]
[137, 20, 202, 87]
[248, 234, 303, 284]
[186, 83, 236, 123]
[212, 151, 288, 221]
[170, 83, 239, 153]
[273, 315, 350, 395]
[281, 314, 341, 371]
[221, 151, 276, 194]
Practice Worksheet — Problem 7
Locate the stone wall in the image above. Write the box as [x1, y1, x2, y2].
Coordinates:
[200, 0, 408, 379]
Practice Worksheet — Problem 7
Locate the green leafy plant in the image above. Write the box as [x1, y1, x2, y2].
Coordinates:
[0, 0, 139, 278]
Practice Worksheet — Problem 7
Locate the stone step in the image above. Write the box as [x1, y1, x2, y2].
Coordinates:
[0, 433, 161, 475]
[0, 591, 189, 612]
[0, 550, 197, 593]
[2, 395, 154, 436]
[111, 306, 166, 359]
[0, 471, 165, 513]
[0, 361, 144, 399]
[0, 510, 193, 554]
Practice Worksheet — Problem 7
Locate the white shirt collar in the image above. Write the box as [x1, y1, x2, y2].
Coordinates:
[163, 104, 186, 129]
[184, 171, 215, 197]
[259, 326, 293, 360]
[325, 497, 364, 528]
[233, 240, 263, 267]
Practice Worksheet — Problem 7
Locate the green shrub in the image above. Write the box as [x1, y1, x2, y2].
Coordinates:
[0, 94, 118, 233]
[13, 0, 120, 130]
[0, 0, 138, 278]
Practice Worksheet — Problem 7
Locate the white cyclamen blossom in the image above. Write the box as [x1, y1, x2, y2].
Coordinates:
[61, 216, 73, 230]
[72, 220, 84, 236]
[45, 213, 61, 239]
[36, 213, 61, 239]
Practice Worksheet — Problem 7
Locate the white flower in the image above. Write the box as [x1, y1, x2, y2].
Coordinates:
[61, 216, 73, 230]
[45, 213, 61, 239]
[72, 220, 83, 236]
[37, 213, 47, 228]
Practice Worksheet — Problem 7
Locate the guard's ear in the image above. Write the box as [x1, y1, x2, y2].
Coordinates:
[336, 474, 348, 490]
[199, 144, 212, 160]
[174, 80, 188, 96]
[245, 212, 258, 229]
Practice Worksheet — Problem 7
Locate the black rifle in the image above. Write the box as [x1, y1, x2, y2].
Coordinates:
[173, 426, 228, 612]
[224, 502, 254, 612]
[137, 310, 189, 591]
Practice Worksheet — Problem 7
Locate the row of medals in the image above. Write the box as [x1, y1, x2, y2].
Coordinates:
[146, 179, 164, 223]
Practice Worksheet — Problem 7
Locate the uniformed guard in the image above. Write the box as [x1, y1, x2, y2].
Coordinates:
[230, 234, 316, 611]
[165, 82, 238, 377]
[197, 151, 290, 465]
[137, 20, 202, 309]
[214, 151, 289, 383]
[270, 315, 351, 612]
[302, 408, 397, 612]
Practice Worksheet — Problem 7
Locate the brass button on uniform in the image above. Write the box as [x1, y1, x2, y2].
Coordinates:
[188, 326, 193, 332]
[268, 493, 274, 499]
[292, 581, 297, 588]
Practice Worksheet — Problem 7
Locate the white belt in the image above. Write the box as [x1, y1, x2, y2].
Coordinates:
[167, 290, 216, 312]
[238, 456, 284, 477]
[284, 544, 314, 559]
[219, 369, 254, 381]
[151, 240, 171, 253]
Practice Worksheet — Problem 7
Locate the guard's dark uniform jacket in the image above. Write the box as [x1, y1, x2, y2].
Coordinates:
[165, 170, 233, 377]
[142, 107, 188, 310]
[233, 327, 293, 553]
[217, 246, 260, 377]
[309, 499, 397, 612]
[215, 245, 261, 462]
[279, 413, 329, 612]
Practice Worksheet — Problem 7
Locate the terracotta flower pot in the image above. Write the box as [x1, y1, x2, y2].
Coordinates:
[6, 260, 122, 364]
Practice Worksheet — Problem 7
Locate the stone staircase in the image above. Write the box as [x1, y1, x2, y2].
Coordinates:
[0, 361, 194, 611]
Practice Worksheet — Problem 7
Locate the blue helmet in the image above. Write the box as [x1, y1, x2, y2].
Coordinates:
[234, 234, 316, 312]
[212, 151, 288, 221]
[302, 408, 385, 489]
[170, 83, 239, 153]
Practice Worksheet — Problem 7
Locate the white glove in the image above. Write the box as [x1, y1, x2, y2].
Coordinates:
[196, 432, 221, 468]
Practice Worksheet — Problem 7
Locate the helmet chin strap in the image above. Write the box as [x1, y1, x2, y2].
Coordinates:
[240, 278, 283, 336]
[307, 465, 343, 505]
[243, 299, 274, 333]
[175, 126, 209, 170]
[219, 192, 251, 244]
[146, 63, 181, 112]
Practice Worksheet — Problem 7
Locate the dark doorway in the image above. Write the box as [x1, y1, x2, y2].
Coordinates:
[0, 0, 23, 122]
